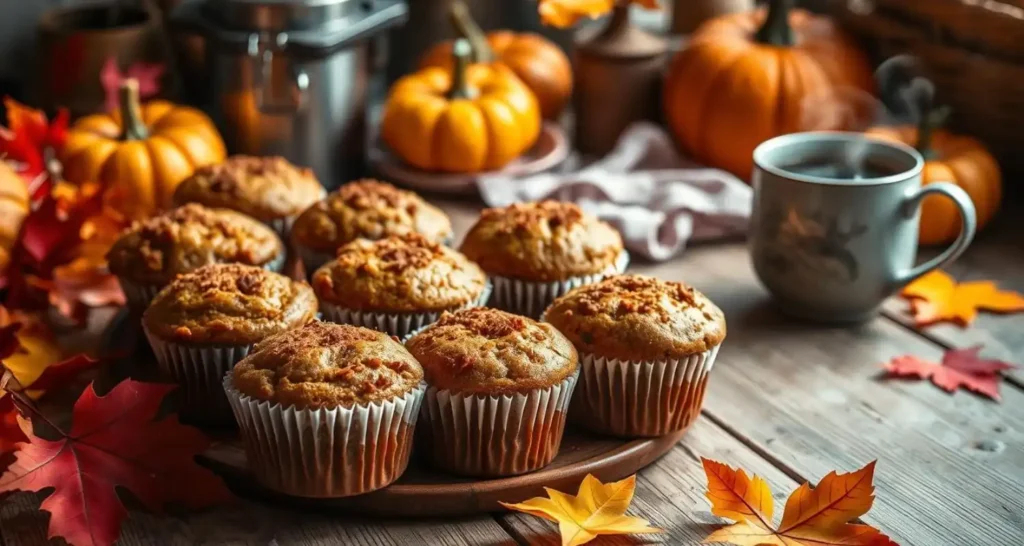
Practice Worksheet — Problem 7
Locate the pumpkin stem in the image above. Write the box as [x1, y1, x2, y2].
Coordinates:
[450, 0, 494, 64]
[119, 79, 149, 141]
[447, 39, 477, 100]
[916, 105, 951, 160]
[754, 0, 796, 47]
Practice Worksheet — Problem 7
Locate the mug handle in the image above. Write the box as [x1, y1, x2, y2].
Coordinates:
[892, 182, 977, 288]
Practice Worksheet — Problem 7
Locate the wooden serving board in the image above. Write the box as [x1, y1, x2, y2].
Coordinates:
[103, 306, 683, 517]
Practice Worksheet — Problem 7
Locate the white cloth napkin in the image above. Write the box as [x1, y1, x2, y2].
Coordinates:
[477, 122, 753, 262]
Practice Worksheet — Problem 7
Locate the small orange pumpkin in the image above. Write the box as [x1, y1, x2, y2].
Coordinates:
[663, 0, 874, 179]
[382, 39, 541, 173]
[419, 0, 572, 120]
[60, 79, 226, 219]
[0, 161, 30, 271]
[867, 108, 1002, 246]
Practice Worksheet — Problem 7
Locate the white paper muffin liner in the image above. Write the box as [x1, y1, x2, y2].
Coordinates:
[570, 344, 720, 438]
[318, 281, 492, 339]
[118, 252, 287, 313]
[224, 376, 425, 498]
[144, 327, 253, 425]
[489, 251, 629, 319]
[419, 371, 578, 477]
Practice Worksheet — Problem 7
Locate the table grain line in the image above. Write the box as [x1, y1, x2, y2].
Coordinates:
[490, 513, 532, 546]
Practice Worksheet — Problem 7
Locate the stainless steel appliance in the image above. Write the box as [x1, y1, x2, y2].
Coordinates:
[169, 0, 407, 189]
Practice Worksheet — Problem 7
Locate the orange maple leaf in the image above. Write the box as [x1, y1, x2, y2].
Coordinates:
[538, 0, 660, 28]
[900, 270, 1024, 327]
[702, 459, 898, 546]
[500, 474, 661, 546]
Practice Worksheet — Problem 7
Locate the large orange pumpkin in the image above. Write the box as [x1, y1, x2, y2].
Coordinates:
[663, 0, 874, 179]
[60, 79, 226, 219]
[0, 161, 30, 271]
[418, 0, 572, 120]
[867, 109, 1002, 246]
[382, 39, 541, 173]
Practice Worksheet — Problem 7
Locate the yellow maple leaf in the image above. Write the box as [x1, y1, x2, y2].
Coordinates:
[501, 474, 662, 546]
[538, 0, 660, 29]
[901, 270, 1024, 327]
[702, 459, 899, 546]
[0, 308, 62, 393]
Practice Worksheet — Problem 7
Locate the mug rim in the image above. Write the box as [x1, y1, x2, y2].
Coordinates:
[752, 131, 924, 187]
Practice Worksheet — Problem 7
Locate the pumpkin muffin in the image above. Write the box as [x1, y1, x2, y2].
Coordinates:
[460, 201, 627, 318]
[107, 203, 284, 310]
[172, 155, 324, 238]
[406, 307, 578, 477]
[544, 274, 726, 438]
[224, 322, 425, 497]
[143, 263, 316, 423]
[312, 233, 489, 338]
[290, 179, 453, 274]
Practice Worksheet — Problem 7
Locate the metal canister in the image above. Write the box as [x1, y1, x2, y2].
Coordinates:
[169, 0, 408, 189]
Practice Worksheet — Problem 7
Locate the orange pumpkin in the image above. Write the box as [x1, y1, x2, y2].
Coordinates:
[419, 0, 572, 120]
[60, 79, 226, 219]
[663, 0, 874, 179]
[867, 109, 1001, 246]
[0, 161, 30, 271]
[382, 39, 541, 173]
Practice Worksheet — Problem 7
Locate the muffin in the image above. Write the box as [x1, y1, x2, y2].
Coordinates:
[291, 179, 453, 274]
[107, 204, 285, 310]
[143, 263, 317, 423]
[460, 201, 628, 318]
[312, 233, 490, 338]
[405, 307, 578, 477]
[172, 155, 324, 239]
[224, 322, 425, 497]
[543, 275, 726, 438]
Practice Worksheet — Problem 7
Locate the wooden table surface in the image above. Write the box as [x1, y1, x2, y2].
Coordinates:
[2, 199, 1022, 546]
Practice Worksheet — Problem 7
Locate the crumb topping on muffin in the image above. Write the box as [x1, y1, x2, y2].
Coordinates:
[291, 180, 453, 253]
[312, 233, 487, 313]
[173, 156, 323, 221]
[232, 322, 424, 408]
[107, 204, 283, 285]
[544, 275, 726, 361]
[405, 308, 577, 395]
[459, 201, 623, 281]
[143, 263, 317, 345]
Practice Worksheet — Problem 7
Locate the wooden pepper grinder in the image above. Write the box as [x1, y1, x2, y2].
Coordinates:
[573, 2, 668, 156]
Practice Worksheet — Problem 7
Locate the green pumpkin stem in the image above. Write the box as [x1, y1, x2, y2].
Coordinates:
[119, 79, 149, 141]
[449, 0, 494, 64]
[754, 0, 796, 47]
[447, 39, 478, 100]
[917, 105, 951, 160]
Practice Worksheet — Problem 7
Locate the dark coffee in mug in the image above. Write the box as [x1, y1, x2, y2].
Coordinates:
[778, 157, 903, 181]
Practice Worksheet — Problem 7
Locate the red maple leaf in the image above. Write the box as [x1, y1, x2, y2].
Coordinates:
[100, 57, 165, 112]
[0, 380, 232, 546]
[881, 346, 1018, 401]
[0, 98, 68, 196]
[0, 322, 21, 360]
[27, 354, 99, 393]
[0, 396, 23, 470]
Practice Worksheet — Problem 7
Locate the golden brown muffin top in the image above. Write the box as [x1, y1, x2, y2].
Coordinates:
[544, 275, 726, 362]
[172, 155, 323, 221]
[312, 233, 487, 313]
[405, 308, 577, 395]
[232, 322, 424, 409]
[107, 204, 283, 285]
[291, 179, 453, 253]
[143, 263, 317, 345]
[459, 201, 623, 281]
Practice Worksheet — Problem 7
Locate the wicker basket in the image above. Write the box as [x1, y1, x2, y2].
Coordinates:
[834, 0, 1024, 180]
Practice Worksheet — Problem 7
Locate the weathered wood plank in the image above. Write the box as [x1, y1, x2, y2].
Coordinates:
[497, 416, 801, 545]
[631, 243, 1024, 546]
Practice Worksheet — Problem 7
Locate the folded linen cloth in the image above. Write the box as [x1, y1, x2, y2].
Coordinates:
[477, 122, 753, 262]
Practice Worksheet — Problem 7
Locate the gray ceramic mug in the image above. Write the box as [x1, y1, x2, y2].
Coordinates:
[749, 132, 977, 322]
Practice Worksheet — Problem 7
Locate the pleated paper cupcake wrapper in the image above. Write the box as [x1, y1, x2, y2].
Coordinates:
[570, 345, 720, 438]
[319, 282, 492, 339]
[224, 377, 425, 498]
[489, 251, 630, 319]
[420, 371, 578, 478]
[144, 329, 252, 425]
[297, 234, 458, 280]
[118, 252, 287, 313]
